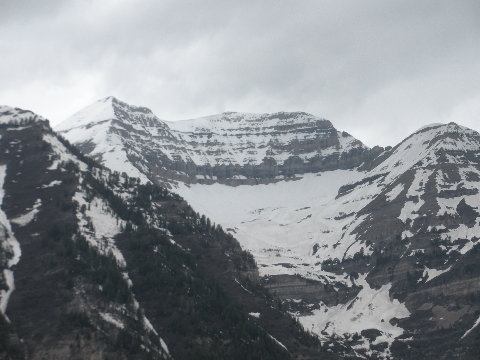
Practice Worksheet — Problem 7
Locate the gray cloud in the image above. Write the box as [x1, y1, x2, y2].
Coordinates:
[1, 0, 479, 146]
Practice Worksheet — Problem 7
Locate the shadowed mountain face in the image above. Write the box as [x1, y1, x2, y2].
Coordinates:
[57, 98, 480, 359]
[0, 107, 335, 360]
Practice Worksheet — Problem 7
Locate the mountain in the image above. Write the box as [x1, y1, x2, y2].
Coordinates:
[0, 106, 335, 359]
[57, 97, 480, 359]
[56, 97, 378, 185]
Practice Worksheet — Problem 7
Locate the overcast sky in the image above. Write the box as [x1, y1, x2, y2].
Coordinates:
[1, 0, 479, 147]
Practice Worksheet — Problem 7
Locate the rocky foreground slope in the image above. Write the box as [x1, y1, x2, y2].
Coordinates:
[57, 97, 480, 359]
[0, 106, 335, 359]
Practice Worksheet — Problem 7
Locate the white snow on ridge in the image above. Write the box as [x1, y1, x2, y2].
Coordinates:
[55, 97, 150, 182]
[55, 97, 115, 131]
[57, 119, 149, 182]
[165, 112, 365, 166]
[167, 111, 322, 133]
[369, 123, 480, 184]
[0, 105, 46, 125]
[0, 165, 22, 317]
[417, 123, 443, 131]
[58, 101, 367, 169]
[435, 170, 456, 192]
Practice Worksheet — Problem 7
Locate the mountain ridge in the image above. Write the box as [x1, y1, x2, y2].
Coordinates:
[55, 97, 374, 186]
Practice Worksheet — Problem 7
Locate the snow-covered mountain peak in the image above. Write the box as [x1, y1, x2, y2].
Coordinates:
[167, 110, 334, 133]
[396, 121, 478, 155]
[0, 105, 47, 125]
[56, 96, 167, 132]
[55, 97, 115, 131]
[367, 122, 480, 183]
[164, 110, 367, 168]
[57, 98, 372, 184]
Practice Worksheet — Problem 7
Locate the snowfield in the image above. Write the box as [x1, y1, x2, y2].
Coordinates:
[176, 170, 372, 279]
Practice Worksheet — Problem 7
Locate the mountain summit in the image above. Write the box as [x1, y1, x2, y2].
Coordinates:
[56, 97, 373, 185]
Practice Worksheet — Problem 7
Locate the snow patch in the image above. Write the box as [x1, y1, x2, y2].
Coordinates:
[100, 312, 124, 329]
[399, 199, 424, 223]
[73, 191, 126, 266]
[11, 199, 41, 226]
[0, 105, 46, 125]
[297, 275, 410, 357]
[436, 197, 460, 216]
[41, 180, 62, 188]
[424, 266, 451, 282]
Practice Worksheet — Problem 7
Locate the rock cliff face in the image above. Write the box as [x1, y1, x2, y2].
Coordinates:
[56, 97, 375, 185]
[57, 98, 480, 359]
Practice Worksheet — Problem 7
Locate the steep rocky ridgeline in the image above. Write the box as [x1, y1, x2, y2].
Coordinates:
[56, 97, 376, 185]
[0, 107, 336, 359]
